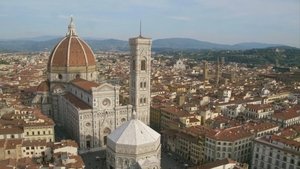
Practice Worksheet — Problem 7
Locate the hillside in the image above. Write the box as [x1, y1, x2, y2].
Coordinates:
[0, 37, 291, 52]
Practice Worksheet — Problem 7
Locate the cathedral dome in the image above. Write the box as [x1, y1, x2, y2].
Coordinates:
[47, 17, 96, 74]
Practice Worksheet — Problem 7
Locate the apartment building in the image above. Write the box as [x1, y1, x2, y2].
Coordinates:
[271, 107, 300, 127]
[244, 104, 274, 119]
[251, 135, 300, 169]
[205, 126, 254, 163]
[1, 107, 55, 142]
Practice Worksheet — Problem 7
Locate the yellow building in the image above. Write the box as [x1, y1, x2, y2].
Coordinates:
[1, 107, 55, 142]
[0, 139, 23, 160]
[160, 106, 201, 131]
[162, 126, 212, 165]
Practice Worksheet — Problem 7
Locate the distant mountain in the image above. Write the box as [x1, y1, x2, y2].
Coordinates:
[0, 37, 294, 52]
[232, 42, 283, 50]
[153, 38, 231, 49]
[86, 39, 128, 51]
[0, 38, 61, 52]
[152, 38, 289, 50]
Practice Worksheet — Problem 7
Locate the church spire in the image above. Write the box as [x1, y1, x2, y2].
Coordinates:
[139, 20, 142, 37]
[67, 16, 77, 36]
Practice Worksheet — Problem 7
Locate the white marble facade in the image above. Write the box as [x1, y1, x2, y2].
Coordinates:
[129, 36, 152, 125]
[36, 19, 152, 151]
[59, 80, 133, 149]
[106, 115, 161, 169]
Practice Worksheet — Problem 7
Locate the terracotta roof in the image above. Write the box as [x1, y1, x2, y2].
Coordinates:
[190, 158, 237, 169]
[70, 78, 99, 92]
[272, 108, 300, 120]
[48, 36, 96, 68]
[243, 121, 278, 133]
[161, 106, 189, 117]
[52, 140, 78, 149]
[280, 128, 298, 138]
[246, 104, 272, 111]
[36, 81, 49, 92]
[189, 117, 200, 123]
[0, 159, 17, 169]
[16, 158, 40, 169]
[5, 139, 23, 149]
[258, 135, 300, 151]
[0, 125, 23, 134]
[1, 108, 54, 127]
[63, 92, 92, 110]
[22, 140, 47, 147]
[47, 21, 96, 73]
[65, 155, 85, 168]
[207, 126, 253, 142]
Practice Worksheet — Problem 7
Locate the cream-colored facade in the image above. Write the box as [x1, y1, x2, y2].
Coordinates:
[59, 80, 133, 149]
[0, 139, 82, 168]
[205, 127, 253, 163]
[0, 107, 55, 143]
[251, 135, 300, 169]
[23, 125, 54, 142]
[34, 19, 152, 151]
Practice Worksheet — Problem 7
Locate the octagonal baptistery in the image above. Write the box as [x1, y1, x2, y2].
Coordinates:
[47, 18, 97, 83]
[106, 115, 161, 169]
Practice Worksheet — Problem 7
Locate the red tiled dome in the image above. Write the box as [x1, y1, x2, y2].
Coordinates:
[47, 18, 96, 73]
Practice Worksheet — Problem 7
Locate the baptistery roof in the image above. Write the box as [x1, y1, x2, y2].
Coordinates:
[47, 17, 96, 73]
[108, 114, 160, 148]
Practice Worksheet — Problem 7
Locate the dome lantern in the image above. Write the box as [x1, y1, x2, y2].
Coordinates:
[47, 17, 97, 82]
[67, 17, 77, 36]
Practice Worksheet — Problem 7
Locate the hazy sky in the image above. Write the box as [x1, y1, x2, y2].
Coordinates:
[0, 0, 299, 47]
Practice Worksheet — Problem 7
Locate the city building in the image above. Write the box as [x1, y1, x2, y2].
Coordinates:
[205, 126, 253, 163]
[150, 104, 162, 132]
[251, 135, 300, 169]
[189, 158, 248, 169]
[106, 113, 161, 169]
[0, 139, 84, 168]
[0, 107, 55, 143]
[271, 106, 300, 127]
[160, 106, 201, 131]
[244, 104, 274, 119]
[173, 59, 186, 71]
[33, 18, 152, 150]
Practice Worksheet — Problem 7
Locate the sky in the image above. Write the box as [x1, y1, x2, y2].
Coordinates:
[0, 0, 299, 47]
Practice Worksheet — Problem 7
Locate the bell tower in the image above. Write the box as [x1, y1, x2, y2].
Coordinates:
[129, 24, 152, 125]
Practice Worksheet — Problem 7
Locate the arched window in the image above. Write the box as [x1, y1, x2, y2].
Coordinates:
[141, 60, 146, 70]
[132, 60, 135, 70]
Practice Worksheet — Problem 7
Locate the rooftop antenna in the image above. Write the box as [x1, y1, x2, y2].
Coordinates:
[139, 20, 142, 37]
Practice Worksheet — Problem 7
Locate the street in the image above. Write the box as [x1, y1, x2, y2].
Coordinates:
[80, 150, 106, 169]
[161, 152, 189, 169]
